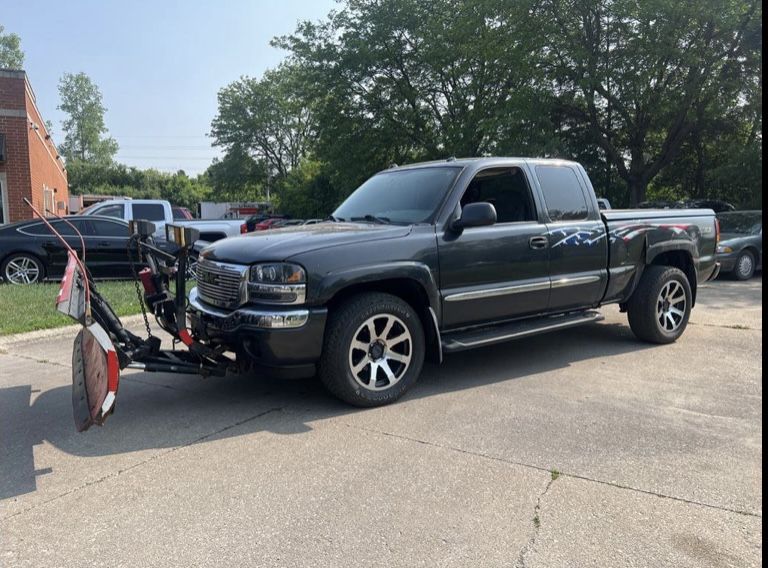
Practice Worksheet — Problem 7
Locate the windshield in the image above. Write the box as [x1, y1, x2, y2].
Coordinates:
[333, 167, 461, 224]
[718, 212, 762, 235]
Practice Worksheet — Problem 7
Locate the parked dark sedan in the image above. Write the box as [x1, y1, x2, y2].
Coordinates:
[716, 210, 763, 280]
[0, 216, 141, 284]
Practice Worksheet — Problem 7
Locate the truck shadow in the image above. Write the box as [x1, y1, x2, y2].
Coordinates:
[1, 321, 651, 502]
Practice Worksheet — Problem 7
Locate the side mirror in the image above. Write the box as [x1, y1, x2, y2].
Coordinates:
[452, 202, 497, 232]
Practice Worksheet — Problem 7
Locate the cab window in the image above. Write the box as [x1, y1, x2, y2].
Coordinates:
[459, 167, 537, 224]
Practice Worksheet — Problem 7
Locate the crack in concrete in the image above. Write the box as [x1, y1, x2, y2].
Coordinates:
[348, 424, 762, 519]
[689, 321, 760, 331]
[1, 407, 283, 522]
[516, 474, 558, 568]
[4, 352, 71, 369]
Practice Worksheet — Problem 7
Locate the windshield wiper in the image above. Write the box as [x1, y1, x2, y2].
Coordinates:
[351, 215, 392, 224]
[326, 214, 344, 222]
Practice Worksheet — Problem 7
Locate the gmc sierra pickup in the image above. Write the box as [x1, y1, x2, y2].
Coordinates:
[186, 158, 720, 407]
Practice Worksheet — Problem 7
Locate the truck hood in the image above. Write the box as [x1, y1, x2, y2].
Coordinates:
[199, 222, 412, 264]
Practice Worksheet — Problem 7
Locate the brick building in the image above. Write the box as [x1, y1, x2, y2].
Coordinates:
[0, 69, 68, 225]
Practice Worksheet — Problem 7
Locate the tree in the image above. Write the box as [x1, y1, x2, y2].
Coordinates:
[203, 146, 269, 200]
[276, 0, 555, 192]
[537, 0, 762, 205]
[0, 25, 24, 69]
[211, 65, 314, 188]
[57, 72, 118, 165]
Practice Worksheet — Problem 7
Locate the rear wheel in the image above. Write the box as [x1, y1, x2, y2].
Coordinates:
[734, 250, 755, 281]
[627, 265, 692, 344]
[2, 254, 45, 285]
[319, 292, 425, 407]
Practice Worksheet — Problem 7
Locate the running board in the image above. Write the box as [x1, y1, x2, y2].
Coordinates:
[441, 310, 604, 353]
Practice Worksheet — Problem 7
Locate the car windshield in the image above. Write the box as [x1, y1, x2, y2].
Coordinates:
[718, 212, 762, 235]
[333, 167, 461, 224]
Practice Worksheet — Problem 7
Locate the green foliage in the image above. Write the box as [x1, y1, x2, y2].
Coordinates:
[67, 162, 211, 211]
[276, 160, 341, 219]
[0, 24, 24, 69]
[58, 72, 118, 165]
[203, 146, 268, 201]
[260, 0, 761, 211]
[537, 0, 762, 205]
[211, 65, 314, 181]
[274, 0, 558, 195]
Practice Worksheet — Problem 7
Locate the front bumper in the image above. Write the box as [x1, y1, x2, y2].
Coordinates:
[187, 287, 327, 378]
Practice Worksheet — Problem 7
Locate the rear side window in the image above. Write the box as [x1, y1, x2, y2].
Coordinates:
[132, 203, 166, 222]
[90, 220, 129, 237]
[535, 166, 589, 222]
[90, 203, 125, 219]
[21, 220, 76, 236]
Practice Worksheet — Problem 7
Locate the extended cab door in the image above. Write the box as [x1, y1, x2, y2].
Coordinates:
[438, 166, 551, 329]
[529, 162, 608, 311]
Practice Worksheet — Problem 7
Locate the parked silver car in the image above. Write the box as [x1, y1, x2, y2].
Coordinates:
[716, 210, 762, 280]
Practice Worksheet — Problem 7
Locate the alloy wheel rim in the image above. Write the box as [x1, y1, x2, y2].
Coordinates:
[348, 314, 412, 391]
[5, 257, 40, 284]
[656, 280, 686, 332]
[737, 254, 754, 278]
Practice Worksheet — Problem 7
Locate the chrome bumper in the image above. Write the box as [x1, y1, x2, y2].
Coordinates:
[188, 287, 309, 329]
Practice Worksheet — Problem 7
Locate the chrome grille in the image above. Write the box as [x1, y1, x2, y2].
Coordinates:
[195, 259, 248, 309]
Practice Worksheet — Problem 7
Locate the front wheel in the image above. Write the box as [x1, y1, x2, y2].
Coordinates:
[627, 265, 692, 344]
[318, 292, 425, 407]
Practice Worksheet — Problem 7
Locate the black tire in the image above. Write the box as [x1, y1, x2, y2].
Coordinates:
[1, 253, 46, 285]
[627, 265, 692, 344]
[733, 250, 756, 281]
[318, 292, 425, 407]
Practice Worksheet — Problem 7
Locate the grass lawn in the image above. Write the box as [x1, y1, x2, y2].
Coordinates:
[0, 280, 144, 336]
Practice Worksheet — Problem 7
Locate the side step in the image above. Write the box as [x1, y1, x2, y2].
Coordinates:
[441, 310, 604, 353]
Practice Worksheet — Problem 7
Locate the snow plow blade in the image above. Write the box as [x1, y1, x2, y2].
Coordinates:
[72, 322, 120, 432]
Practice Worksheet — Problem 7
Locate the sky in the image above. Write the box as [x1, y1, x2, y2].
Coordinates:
[1, 0, 337, 175]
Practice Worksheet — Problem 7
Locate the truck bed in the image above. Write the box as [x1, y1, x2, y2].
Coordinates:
[600, 208, 719, 305]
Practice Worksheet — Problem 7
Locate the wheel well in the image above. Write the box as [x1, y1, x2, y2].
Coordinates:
[650, 250, 697, 305]
[740, 246, 760, 261]
[328, 278, 440, 363]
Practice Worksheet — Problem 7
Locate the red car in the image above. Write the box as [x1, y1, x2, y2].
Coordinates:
[252, 218, 285, 231]
[172, 206, 194, 220]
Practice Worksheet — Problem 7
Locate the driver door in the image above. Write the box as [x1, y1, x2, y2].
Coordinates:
[438, 167, 550, 329]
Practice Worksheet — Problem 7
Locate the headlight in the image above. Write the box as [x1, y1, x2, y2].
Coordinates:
[248, 263, 306, 304]
[717, 245, 733, 254]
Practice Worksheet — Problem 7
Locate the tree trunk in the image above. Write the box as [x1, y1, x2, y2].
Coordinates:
[628, 178, 648, 207]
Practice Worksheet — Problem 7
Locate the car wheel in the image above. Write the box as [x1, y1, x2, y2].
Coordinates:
[627, 265, 692, 344]
[318, 292, 425, 407]
[734, 250, 755, 281]
[2, 254, 45, 285]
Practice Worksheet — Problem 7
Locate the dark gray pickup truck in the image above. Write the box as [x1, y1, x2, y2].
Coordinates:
[186, 157, 720, 407]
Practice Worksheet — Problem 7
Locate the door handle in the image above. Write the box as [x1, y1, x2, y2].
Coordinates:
[529, 236, 549, 250]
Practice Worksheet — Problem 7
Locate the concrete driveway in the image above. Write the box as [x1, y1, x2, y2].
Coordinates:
[0, 278, 762, 567]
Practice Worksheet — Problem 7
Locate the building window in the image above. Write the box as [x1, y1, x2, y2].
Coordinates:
[43, 186, 55, 216]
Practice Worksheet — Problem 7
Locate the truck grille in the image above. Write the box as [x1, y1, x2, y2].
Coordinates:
[195, 259, 248, 309]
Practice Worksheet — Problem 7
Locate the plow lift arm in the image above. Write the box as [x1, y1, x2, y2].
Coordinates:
[32, 201, 233, 431]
